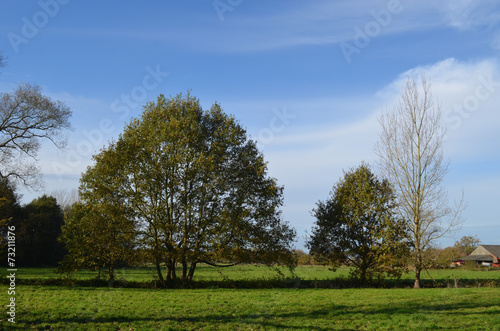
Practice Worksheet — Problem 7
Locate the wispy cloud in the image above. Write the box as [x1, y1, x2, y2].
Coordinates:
[444, 0, 500, 30]
[39, 1, 500, 53]
[200, 0, 500, 52]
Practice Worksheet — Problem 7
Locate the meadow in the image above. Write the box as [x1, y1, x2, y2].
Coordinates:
[5, 286, 500, 330]
[7, 265, 500, 288]
[2, 266, 500, 330]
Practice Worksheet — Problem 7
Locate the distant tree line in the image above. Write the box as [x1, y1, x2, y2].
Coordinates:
[0, 179, 66, 267]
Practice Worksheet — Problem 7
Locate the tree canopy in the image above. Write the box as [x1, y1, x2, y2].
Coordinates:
[308, 163, 408, 283]
[13, 195, 66, 267]
[59, 144, 136, 281]
[60, 93, 296, 284]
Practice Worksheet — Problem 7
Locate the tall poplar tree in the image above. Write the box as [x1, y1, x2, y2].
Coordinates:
[375, 76, 464, 288]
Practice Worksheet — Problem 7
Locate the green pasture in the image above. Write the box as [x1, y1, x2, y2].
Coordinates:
[6, 265, 500, 285]
[3, 286, 500, 330]
[2, 267, 500, 329]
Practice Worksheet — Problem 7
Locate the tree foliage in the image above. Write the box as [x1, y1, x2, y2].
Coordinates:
[435, 246, 462, 268]
[308, 163, 408, 283]
[0, 178, 20, 222]
[375, 76, 465, 288]
[0, 83, 72, 189]
[455, 235, 480, 256]
[0, 181, 66, 267]
[62, 93, 296, 284]
[13, 195, 66, 266]
[59, 143, 136, 281]
[0, 178, 21, 263]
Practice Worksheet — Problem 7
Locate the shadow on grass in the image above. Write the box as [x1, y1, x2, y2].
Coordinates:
[19, 300, 500, 330]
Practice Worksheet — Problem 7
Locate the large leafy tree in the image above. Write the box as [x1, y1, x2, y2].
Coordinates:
[67, 93, 296, 284]
[308, 164, 408, 284]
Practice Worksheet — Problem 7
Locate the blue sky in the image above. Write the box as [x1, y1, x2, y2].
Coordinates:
[1, 0, 499, 249]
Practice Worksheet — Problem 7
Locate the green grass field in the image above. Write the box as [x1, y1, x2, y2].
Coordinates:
[8, 264, 500, 280]
[4, 286, 500, 330]
[2, 266, 500, 329]
[6, 265, 500, 286]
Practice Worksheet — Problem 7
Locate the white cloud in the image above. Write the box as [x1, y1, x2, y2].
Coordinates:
[263, 58, 500, 183]
[374, 58, 500, 162]
[260, 57, 500, 246]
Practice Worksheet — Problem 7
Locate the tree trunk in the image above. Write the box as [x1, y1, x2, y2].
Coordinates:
[414, 248, 422, 289]
[182, 260, 188, 280]
[155, 260, 165, 286]
[108, 265, 115, 288]
[360, 268, 367, 285]
[166, 259, 177, 281]
[187, 262, 197, 281]
[108, 265, 115, 282]
[414, 268, 421, 289]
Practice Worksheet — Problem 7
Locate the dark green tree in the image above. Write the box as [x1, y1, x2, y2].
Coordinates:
[0, 178, 21, 265]
[14, 195, 65, 266]
[0, 178, 20, 223]
[308, 163, 408, 283]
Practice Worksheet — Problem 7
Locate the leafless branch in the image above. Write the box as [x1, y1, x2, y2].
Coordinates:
[0, 83, 72, 189]
[375, 75, 465, 288]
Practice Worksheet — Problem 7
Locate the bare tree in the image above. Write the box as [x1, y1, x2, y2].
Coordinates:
[0, 52, 5, 70]
[375, 76, 464, 288]
[0, 83, 72, 189]
[51, 188, 79, 215]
